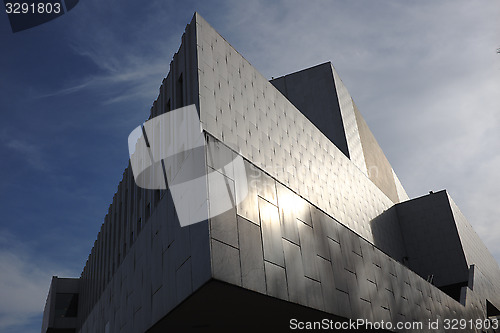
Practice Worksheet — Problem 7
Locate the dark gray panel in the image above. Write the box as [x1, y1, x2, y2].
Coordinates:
[338, 227, 355, 273]
[264, 261, 288, 301]
[396, 191, 469, 287]
[175, 258, 192, 303]
[282, 239, 307, 306]
[358, 298, 374, 322]
[305, 277, 324, 311]
[189, 222, 211, 290]
[360, 241, 377, 283]
[317, 256, 338, 313]
[259, 197, 285, 267]
[269, 63, 350, 159]
[209, 170, 239, 248]
[310, 206, 330, 260]
[297, 219, 319, 281]
[173, 221, 191, 270]
[211, 239, 242, 286]
[238, 216, 266, 294]
[328, 238, 348, 293]
[151, 236, 163, 295]
[345, 270, 360, 316]
[321, 214, 340, 244]
[334, 289, 352, 319]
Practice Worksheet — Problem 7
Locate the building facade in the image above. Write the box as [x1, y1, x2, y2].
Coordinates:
[42, 13, 500, 333]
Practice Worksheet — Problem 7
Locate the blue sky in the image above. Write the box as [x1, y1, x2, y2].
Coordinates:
[0, 1, 499, 332]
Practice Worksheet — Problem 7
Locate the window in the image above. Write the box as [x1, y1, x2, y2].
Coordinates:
[137, 217, 142, 234]
[154, 190, 160, 207]
[176, 74, 184, 108]
[54, 293, 78, 318]
[146, 203, 151, 221]
[165, 99, 171, 113]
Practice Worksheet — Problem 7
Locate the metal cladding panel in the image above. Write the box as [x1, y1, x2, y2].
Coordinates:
[211, 239, 242, 286]
[235, 160, 260, 225]
[393, 168, 410, 202]
[237, 216, 266, 294]
[258, 197, 285, 267]
[264, 261, 288, 301]
[208, 167, 239, 248]
[282, 239, 308, 306]
[396, 191, 470, 287]
[71, 13, 500, 333]
[202, 135, 491, 325]
[297, 219, 320, 281]
[276, 183, 301, 245]
[195, 13, 402, 244]
[74, 14, 213, 333]
[447, 194, 500, 307]
[269, 62, 350, 159]
[331, 66, 368, 176]
[352, 99, 399, 203]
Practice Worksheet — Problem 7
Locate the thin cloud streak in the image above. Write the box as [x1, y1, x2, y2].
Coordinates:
[0, 232, 75, 333]
[4, 139, 49, 172]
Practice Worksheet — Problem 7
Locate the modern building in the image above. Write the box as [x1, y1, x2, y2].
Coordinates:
[42, 12, 500, 333]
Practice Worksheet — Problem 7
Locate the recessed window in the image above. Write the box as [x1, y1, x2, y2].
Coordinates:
[176, 74, 184, 108]
[146, 203, 151, 221]
[54, 293, 78, 318]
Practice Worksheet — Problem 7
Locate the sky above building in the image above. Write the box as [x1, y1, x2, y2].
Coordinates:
[0, 1, 499, 332]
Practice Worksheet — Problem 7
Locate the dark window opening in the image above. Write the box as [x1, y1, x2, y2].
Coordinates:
[137, 218, 142, 234]
[487, 300, 500, 318]
[165, 99, 171, 113]
[55, 293, 79, 318]
[438, 281, 468, 302]
[176, 74, 184, 108]
[154, 190, 160, 207]
[146, 203, 151, 221]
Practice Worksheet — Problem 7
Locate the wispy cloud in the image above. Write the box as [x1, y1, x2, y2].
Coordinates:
[0, 232, 73, 333]
[38, 0, 189, 105]
[4, 139, 49, 172]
